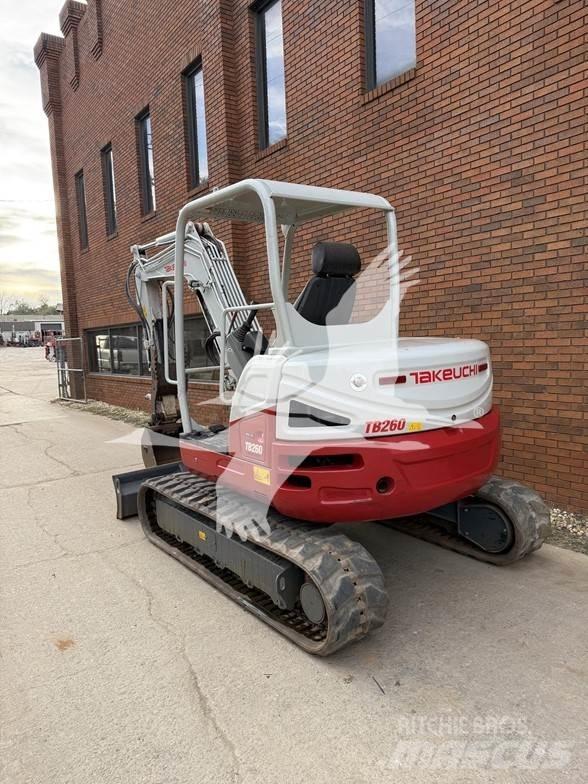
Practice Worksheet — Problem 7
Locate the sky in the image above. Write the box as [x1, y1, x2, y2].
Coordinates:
[0, 1, 64, 309]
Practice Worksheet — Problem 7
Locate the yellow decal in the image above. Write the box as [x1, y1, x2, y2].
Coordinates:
[253, 465, 271, 486]
[408, 421, 424, 432]
[198, 530, 206, 541]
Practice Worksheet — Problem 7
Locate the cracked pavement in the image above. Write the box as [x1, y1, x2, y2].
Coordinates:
[1, 347, 587, 784]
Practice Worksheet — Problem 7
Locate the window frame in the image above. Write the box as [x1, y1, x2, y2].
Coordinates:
[364, 0, 377, 91]
[183, 60, 209, 189]
[136, 108, 156, 215]
[254, 0, 287, 150]
[100, 144, 117, 236]
[74, 169, 89, 250]
[86, 323, 146, 376]
[364, 0, 416, 91]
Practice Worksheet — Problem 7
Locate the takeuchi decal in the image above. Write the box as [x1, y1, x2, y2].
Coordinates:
[163, 260, 188, 274]
[409, 362, 488, 385]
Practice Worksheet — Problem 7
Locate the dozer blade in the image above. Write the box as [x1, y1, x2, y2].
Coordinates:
[112, 462, 183, 519]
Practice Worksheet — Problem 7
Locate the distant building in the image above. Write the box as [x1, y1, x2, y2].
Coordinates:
[0, 315, 64, 346]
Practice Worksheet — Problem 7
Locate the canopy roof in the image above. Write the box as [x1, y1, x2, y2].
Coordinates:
[180, 179, 393, 226]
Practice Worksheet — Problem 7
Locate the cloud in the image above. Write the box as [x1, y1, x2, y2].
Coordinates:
[0, 215, 18, 233]
[0, 263, 59, 286]
[0, 201, 57, 279]
[0, 1, 63, 305]
[0, 260, 61, 302]
[0, 206, 56, 229]
[0, 205, 56, 228]
[0, 234, 21, 246]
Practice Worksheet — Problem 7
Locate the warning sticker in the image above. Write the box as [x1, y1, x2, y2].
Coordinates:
[253, 465, 271, 486]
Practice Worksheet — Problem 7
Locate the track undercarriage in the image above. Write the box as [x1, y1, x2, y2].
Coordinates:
[138, 472, 388, 655]
[118, 468, 550, 655]
[387, 477, 550, 566]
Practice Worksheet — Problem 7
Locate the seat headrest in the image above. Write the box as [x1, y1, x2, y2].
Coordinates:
[312, 242, 361, 277]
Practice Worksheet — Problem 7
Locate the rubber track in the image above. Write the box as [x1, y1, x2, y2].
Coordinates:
[138, 472, 388, 655]
[382, 476, 551, 566]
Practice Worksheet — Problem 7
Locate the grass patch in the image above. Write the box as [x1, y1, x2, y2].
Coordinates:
[54, 398, 150, 427]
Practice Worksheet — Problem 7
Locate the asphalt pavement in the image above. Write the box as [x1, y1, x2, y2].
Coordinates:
[1, 347, 586, 784]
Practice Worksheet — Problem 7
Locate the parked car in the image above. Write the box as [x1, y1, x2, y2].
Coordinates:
[95, 334, 140, 374]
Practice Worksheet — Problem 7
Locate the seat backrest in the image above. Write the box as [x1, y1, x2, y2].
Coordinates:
[294, 242, 360, 326]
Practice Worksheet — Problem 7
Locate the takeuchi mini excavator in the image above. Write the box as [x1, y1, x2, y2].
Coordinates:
[113, 179, 550, 655]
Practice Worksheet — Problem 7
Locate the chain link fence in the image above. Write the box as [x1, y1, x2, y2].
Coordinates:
[56, 337, 87, 402]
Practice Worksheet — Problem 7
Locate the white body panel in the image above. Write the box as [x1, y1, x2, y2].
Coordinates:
[231, 354, 287, 418]
[231, 338, 492, 441]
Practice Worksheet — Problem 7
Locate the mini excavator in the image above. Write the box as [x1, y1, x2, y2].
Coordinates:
[113, 180, 549, 655]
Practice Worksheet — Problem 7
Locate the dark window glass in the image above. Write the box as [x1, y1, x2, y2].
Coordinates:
[184, 317, 215, 379]
[168, 316, 218, 382]
[88, 331, 111, 373]
[111, 326, 141, 375]
[366, 0, 416, 89]
[74, 170, 88, 250]
[85, 321, 215, 380]
[100, 144, 117, 235]
[184, 63, 209, 187]
[137, 109, 156, 214]
[256, 0, 287, 148]
[87, 325, 144, 376]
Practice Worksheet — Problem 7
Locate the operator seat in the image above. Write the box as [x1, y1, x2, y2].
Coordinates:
[294, 241, 360, 326]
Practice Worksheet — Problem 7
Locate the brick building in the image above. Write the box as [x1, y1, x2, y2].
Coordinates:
[35, 0, 586, 510]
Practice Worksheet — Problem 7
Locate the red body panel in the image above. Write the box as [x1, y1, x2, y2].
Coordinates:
[180, 407, 501, 523]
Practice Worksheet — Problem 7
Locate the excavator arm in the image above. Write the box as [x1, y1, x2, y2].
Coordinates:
[126, 222, 264, 464]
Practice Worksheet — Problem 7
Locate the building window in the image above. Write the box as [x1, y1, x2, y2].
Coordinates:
[87, 324, 144, 376]
[255, 0, 287, 149]
[183, 318, 217, 380]
[167, 316, 218, 381]
[184, 62, 209, 188]
[86, 318, 217, 380]
[137, 109, 156, 214]
[74, 170, 89, 250]
[100, 144, 117, 235]
[365, 0, 416, 89]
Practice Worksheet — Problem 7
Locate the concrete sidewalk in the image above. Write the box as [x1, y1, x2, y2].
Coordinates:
[1, 347, 586, 784]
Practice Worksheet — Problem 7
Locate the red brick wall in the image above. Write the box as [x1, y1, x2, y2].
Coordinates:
[85, 374, 227, 427]
[36, 0, 587, 511]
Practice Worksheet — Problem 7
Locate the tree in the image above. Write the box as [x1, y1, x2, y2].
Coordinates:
[38, 303, 61, 315]
[5, 299, 61, 316]
[37, 296, 55, 316]
[0, 291, 12, 316]
[6, 299, 34, 315]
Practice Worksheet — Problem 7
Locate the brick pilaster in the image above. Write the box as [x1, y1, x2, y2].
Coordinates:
[34, 33, 79, 343]
[59, 0, 86, 90]
[86, 0, 104, 60]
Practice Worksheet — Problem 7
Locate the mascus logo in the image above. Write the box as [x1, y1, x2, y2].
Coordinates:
[409, 362, 488, 385]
